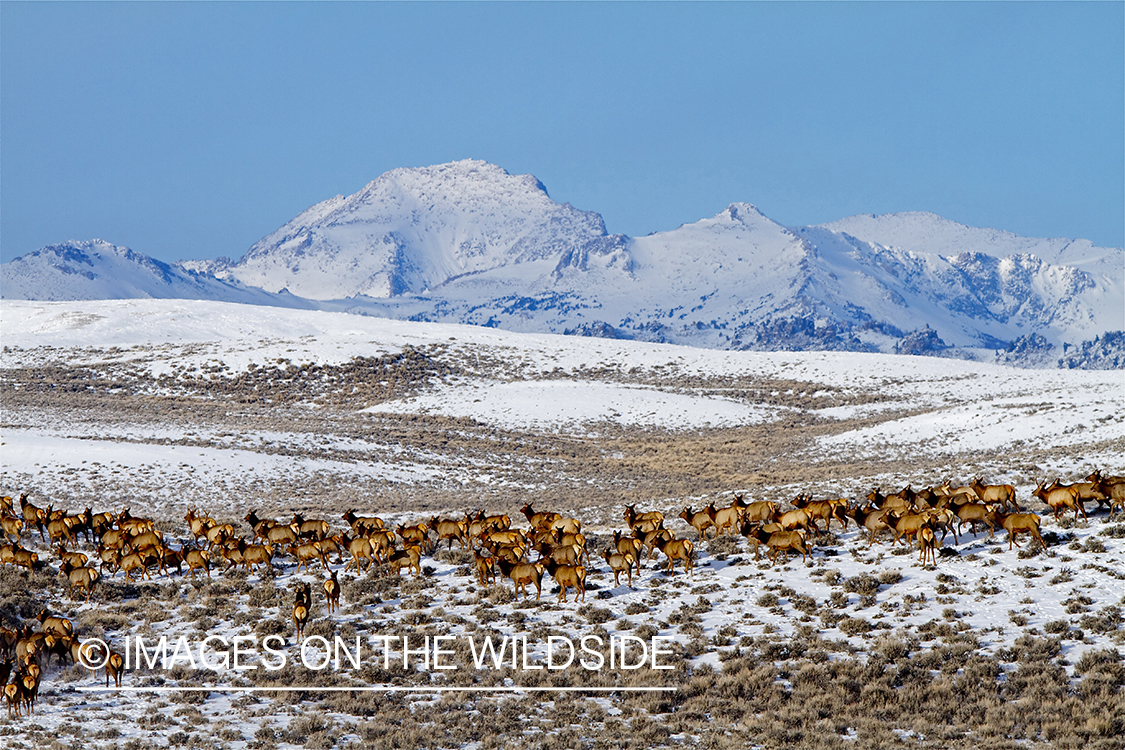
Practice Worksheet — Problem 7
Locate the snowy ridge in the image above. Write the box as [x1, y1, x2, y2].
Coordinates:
[0, 239, 308, 307]
[3, 161, 1121, 367]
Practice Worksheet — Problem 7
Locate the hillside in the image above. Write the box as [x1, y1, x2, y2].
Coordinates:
[1, 299, 1123, 748]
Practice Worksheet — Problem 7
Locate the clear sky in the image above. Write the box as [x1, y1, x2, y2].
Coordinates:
[2, 2, 1122, 264]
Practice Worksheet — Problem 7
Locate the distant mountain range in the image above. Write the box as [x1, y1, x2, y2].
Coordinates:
[4, 160, 1122, 368]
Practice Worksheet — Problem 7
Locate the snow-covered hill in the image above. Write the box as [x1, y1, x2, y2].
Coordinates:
[1, 298, 1123, 749]
[4, 161, 1121, 367]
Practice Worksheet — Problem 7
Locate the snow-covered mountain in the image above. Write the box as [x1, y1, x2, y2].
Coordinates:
[3, 161, 1121, 367]
[212, 161, 623, 300]
[0, 239, 309, 307]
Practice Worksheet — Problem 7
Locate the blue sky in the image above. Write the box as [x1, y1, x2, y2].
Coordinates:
[2, 2, 1122, 264]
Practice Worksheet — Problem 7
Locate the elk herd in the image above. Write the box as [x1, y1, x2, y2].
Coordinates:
[0, 467, 1121, 716]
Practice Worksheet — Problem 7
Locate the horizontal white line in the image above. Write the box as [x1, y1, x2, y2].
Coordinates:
[77, 685, 676, 693]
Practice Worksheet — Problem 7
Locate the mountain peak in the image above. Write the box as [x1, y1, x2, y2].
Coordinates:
[229, 160, 609, 300]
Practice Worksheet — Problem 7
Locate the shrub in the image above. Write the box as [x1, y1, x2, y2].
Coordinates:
[838, 616, 872, 635]
[843, 574, 880, 597]
[877, 569, 903, 585]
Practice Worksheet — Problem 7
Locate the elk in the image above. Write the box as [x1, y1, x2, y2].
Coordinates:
[0, 516, 23, 543]
[750, 526, 810, 565]
[995, 511, 1044, 551]
[19, 494, 47, 542]
[474, 551, 499, 585]
[184, 548, 211, 578]
[478, 511, 512, 533]
[324, 570, 341, 614]
[603, 548, 635, 588]
[264, 523, 299, 550]
[888, 511, 933, 550]
[652, 535, 694, 576]
[637, 527, 673, 561]
[849, 506, 893, 548]
[339, 533, 376, 573]
[37, 609, 74, 638]
[10, 547, 38, 573]
[740, 499, 778, 525]
[612, 531, 645, 576]
[549, 528, 588, 560]
[56, 544, 88, 569]
[481, 528, 525, 550]
[4, 680, 20, 718]
[624, 504, 664, 533]
[60, 561, 100, 601]
[543, 559, 586, 603]
[237, 540, 274, 574]
[342, 510, 385, 537]
[292, 582, 312, 640]
[774, 507, 813, 534]
[547, 516, 582, 536]
[117, 508, 154, 536]
[675, 506, 710, 541]
[1089, 471, 1125, 518]
[186, 508, 217, 543]
[917, 524, 939, 567]
[497, 558, 545, 601]
[925, 507, 960, 546]
[117, 547, 157, 582]
[204, 523, 235, 550]
[1059, 474, 1110, 513]
[739, 519, 780, 561]
[396, 522, 431, 553]
[429, 516, 467, 550]
[105, 648, 124, 688]
[288, 541, 328, 573]
[520, 503, 561, 530]
[292, 513, 330, 540]
[536, 541, 584, 568]
[706, 502, 741, 537]
[955, 502, 996, 539]
[385, 545, 423, 578]
[969, 477, 1020, 511]
[792, 494, 849, 532]
[1033, 480, 1087, 522]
